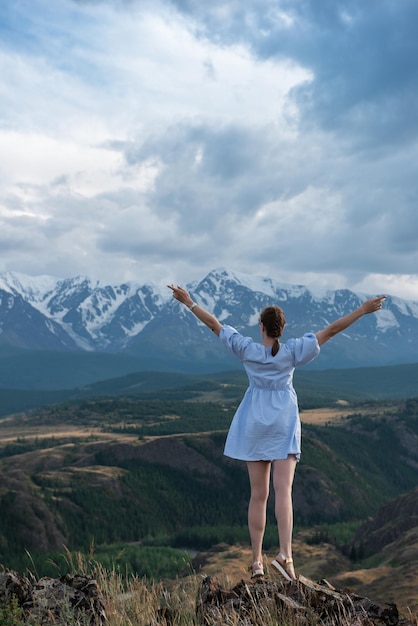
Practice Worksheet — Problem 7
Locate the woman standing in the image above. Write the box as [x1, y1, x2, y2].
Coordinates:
[167, 283, 385, 580]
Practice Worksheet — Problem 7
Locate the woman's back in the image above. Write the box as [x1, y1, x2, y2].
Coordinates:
[220, 325, 320, 390]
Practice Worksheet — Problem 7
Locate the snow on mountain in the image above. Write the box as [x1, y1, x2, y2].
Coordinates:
[0, 271, 59, 307]
[227, 267, 310, 300]
[376, 309, 399, 333]
[391, 295, 418, 318]
[0, 280, 79, 351]
[0, 272, 172, 350]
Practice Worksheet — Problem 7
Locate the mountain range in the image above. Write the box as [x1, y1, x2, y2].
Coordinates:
[0, 268, 417, 376]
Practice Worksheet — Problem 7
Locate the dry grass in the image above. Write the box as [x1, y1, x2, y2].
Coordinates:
[0, 423, 136, 444]
[2, 548, 416, 626]
[300, 406, 355, 425]
[64, 550, 418, 626]
[300, 401, 394, 425]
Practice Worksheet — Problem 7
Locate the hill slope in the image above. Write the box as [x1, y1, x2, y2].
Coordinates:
[0, 397, 417, 551]
[1, 361, 417, 417]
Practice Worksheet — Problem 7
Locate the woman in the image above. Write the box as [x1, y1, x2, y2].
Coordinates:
[167, 283, 385, 580]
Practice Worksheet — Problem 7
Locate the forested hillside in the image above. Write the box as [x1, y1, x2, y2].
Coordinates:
[0, 392, 417, 577]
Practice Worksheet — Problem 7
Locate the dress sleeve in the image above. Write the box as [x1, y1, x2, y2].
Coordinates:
[286, 333, 320, 366]
[219, 325, 253, 362]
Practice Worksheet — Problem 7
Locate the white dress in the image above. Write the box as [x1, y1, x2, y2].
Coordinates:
[219, 325, 320, 461]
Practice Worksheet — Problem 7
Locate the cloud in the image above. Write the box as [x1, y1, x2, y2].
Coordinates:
[0, 0, 417, 300]
[117, 117, 418, 284]
[169, 0, 418, 148]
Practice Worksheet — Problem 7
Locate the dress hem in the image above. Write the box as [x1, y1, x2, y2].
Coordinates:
[224, 452, 301, 462]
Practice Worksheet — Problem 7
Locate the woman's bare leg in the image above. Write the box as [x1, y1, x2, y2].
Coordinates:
[272, 455, 297, 559]
[246, 460, 271, 563]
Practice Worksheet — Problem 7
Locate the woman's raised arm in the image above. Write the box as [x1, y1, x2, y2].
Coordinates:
[315, 295, 386, 347]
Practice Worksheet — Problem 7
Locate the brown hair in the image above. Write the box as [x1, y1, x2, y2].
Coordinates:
[259, 305, 286, 356]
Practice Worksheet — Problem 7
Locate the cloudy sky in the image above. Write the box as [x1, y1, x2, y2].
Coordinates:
[1, 0, 418, 299]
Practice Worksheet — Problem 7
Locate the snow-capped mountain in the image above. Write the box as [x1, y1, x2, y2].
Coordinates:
[0, 268, 417, 371]
[0, 272, 169, 352]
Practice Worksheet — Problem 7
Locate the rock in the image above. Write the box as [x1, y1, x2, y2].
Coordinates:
[195, 574, 416, 626]
[0, 569, 106, 625]
[0, 568, 32, 605]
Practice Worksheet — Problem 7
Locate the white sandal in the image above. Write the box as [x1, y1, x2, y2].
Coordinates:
[271, 553, 296, 581]
[249, 560, 264, 578]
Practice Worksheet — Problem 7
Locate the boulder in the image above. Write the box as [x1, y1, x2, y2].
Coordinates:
[0, 569, 106, 625]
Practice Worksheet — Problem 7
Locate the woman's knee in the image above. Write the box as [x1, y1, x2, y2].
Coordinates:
[250, 486, 269, 503]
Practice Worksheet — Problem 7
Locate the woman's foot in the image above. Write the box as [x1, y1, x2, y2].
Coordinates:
[249, 560, 264, 578]
[271, 553, 296, 581]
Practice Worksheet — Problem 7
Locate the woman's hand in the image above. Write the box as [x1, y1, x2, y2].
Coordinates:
[360, 295, 386, 314]
[167, 283, 223, 335]
[167, 284, 194, 308]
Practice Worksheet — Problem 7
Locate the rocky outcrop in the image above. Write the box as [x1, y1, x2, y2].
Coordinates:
[1, 567, 416, 626]
[0, 569, 106, 625]
[195, 575, 416, 626]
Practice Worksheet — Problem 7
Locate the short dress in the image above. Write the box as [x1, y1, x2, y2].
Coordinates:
[219, 325, 320, 462]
